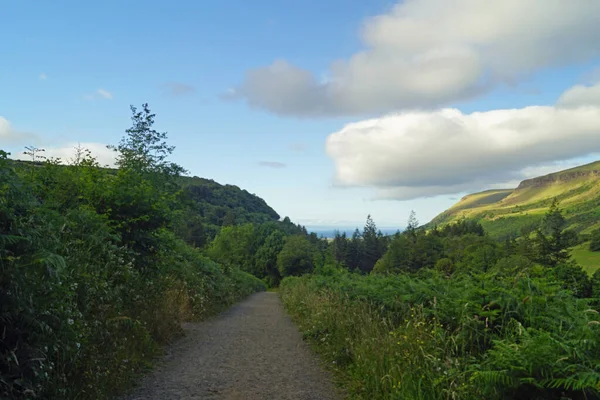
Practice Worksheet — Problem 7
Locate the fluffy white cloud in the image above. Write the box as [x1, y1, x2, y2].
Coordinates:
[229, 0, 600, 116]
[326, 83, 600, 200]
[13, 143, 117, 167]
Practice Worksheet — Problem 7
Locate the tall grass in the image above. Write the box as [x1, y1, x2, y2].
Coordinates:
[280, 269, 600, 399]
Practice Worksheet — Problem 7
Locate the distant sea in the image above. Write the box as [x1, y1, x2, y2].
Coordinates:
[306, 227, 403, 239]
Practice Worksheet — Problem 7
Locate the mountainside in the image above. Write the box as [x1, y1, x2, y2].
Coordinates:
[181, 175, 280, 238]
[429, 160, 600, 240]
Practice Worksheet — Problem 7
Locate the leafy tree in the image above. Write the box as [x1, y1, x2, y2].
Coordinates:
[206, 224, 256, 272]
[255, 230, 285, 286]
[104, 104, 186, 268]
[277, 235, 315, 277]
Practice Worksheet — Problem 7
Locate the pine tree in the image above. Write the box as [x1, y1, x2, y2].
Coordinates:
[361, 215, 382, 273]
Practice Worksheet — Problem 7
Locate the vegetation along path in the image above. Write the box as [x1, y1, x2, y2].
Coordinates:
[123, 292, 339, 400]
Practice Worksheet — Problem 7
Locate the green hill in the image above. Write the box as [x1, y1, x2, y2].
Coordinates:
[9, 159, 281, 244]
[180, 175, 280, 241]
[430, 160, 600, 241]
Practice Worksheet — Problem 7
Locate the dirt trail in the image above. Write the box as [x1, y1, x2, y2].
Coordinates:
[123, 292, 339, 400]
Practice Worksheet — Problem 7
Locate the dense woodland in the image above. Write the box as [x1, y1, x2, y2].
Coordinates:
[3, 104, 600, 399]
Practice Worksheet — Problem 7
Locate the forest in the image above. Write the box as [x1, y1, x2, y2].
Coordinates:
[3, 104, 600, 399]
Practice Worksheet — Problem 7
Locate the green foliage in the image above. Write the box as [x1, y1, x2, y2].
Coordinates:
[255, 230, 285, 286]
[590, 229, 600, 252]
[281, 270, 600, 400]
[360, 215, 386, 273]
[329, 216, 390, 273]
[180, 176, 281, 241]
[0, 105, 265, 399]
[206, 224, 257, 272]
[277, 235, 316, 277]
[281, 201, 600, 399]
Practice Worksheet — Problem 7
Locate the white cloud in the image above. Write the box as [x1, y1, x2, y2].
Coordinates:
[0, 117, 38, 146]
[39, 73, 47, 80]
[97, 89, 113, 100]
[13, 142, 117, 167]
[229, 0, 600, 116]
[557, 84, 600, 108]
[84, 89, 113, 101]
[326, 82, 600, 200]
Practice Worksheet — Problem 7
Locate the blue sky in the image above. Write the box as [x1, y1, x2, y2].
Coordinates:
[2, 0, 600, 230]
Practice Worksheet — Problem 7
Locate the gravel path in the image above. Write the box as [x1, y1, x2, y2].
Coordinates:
[122, 292, 340, 400]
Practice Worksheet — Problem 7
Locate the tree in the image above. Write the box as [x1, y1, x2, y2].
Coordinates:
[331, 231, 349, 266]
[405, 210, 419, 241]
[255, 230, 286, 286]
[346, 228, 363, 271]
[23, 145, 46, 162]
[373, 234, 412, 274]
[206, 224, 256, 272]
[361, 215, 384, 273]
[590, 229, 600, 252]
[277, 235, 315, 277]
[104, 104, 186, 268]
[112, 104, 185, 178]
[530, 199, 570, 267]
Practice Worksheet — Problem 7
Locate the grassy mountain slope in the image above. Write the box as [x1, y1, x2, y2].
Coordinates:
[430, 160, 600, 240]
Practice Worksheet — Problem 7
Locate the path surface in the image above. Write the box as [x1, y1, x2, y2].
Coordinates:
[123, 292, 339, 400]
